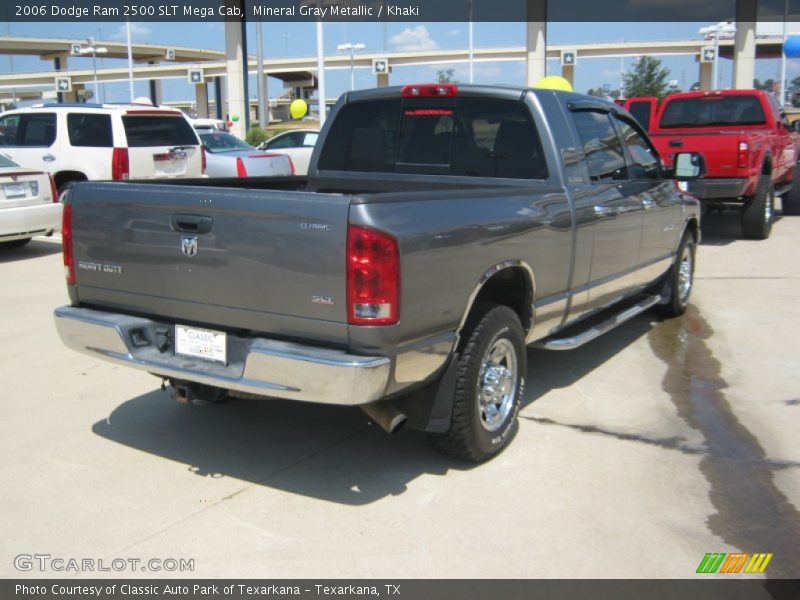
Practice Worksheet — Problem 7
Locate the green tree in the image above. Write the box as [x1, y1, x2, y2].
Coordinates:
[245, 125, 268, 147]
[623, 56, 670, 100]
[790, 75, 800, 107]
[753, 78, 776, 92]
[437, 68, 457, 83]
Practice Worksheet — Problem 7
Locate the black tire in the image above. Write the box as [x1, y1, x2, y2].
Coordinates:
[741, 174, 774, 240]
[0, 238, 32, 249]
[429, 304, 526, 462]
[656, 230, 696, 318]
[783, 164, 800, 216]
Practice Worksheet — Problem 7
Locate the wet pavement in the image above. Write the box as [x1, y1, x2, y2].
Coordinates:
[1, 214, 798, 578]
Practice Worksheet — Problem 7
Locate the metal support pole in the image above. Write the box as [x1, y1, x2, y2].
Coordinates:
[316, 21, 326, 126]
[126, 20, 134, 102]
[256, 21, 267, 128]
[468, 0, 474, 83]
[713, 35, 720, 90]
[781, 0, 789, 105]
[91, 50, 98, 103]
[350, 49, 355, 90]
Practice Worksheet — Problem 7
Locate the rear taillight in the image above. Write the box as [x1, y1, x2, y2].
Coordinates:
[111, 147, 129, 180]
[236, 157, 248, 177]
[201, 147, 207, 175]
[48, 174, 58, 203]
[737, 141, 750, 169]
[62, 203, 75, 285]
[346, 225, 399, 326]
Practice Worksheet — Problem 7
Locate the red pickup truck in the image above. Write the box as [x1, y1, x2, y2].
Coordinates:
[625, 90, 800, 239]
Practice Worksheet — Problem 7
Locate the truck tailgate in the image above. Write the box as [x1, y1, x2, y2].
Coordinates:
[650, 131, 745, 177]
[69, 182, 350, 345]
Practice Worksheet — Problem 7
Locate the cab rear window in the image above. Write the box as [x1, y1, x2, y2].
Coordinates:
[659, 96, 766, 128]
[122, 115, 199, 147]
[318, 97, 548, 179]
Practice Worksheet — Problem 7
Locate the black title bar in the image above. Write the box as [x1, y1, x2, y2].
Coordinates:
[3, 0, 800, 23]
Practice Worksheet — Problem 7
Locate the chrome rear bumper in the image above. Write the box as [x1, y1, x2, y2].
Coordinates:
[54, 306, 391, 406]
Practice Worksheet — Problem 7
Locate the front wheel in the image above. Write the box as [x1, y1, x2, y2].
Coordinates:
[429, 304, 526, 462]
[783, 164, 800, 216]
[741, 174, 774, 240]
[657, 230, 696, 318]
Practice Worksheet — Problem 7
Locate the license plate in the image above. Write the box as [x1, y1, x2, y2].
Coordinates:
[175, 325, 227, 364]
[3, 182, 26, 198]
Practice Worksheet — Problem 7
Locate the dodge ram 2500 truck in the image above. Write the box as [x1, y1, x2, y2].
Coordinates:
[55, 84, 703, 462]
[625, 90, 800, 239]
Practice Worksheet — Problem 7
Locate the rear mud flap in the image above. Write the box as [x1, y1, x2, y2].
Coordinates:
[394, 353, 459, 433]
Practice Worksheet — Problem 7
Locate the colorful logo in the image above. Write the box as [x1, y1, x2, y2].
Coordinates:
[696, 552, 773, 574]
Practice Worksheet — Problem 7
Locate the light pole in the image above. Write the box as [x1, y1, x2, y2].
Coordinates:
[256, 21, 267, 128]
[699, 21, 736, 90]
[281, 33, 291, 57]
[781, 0, 789, 105]
[316, 21, 326, 126]
[80, 37, 108, 103]
[97, 28, 107, 103]
[468, 0, 474, 83]
[126, 20, 134, 102]
[337, 42, 366, 91]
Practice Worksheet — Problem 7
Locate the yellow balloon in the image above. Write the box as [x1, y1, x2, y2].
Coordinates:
[533, 76, 573, 92]
[289, 99, 308, 120]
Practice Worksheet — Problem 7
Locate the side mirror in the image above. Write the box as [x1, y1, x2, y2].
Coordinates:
[672, 152, 706, 180]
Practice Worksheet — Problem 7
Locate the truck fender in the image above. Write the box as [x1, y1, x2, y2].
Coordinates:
[456, 260, 536, 346]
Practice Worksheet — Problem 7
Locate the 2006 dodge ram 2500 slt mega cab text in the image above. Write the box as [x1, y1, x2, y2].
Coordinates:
[55, 84, 704, 462]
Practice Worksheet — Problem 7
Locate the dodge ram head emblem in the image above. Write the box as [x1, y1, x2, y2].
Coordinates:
[181, 236, 198, 257]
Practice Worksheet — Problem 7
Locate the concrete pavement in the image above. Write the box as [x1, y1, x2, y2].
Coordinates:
[1, 214, 798, 579]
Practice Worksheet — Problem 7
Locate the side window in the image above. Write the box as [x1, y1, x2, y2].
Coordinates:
[268, 133, 299, 149]
[611, 115, 661, 181]
[627, 101, 652, 131]
[67, 113, 113, 147]
[0, 115, 20, 147]
[302, 132, 319, 147]
[571, 110, 626, 182]
[18, 113, 57, 147]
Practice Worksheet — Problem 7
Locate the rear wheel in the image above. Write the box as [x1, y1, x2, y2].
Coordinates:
[429, 304, 525, 462]
[741, 174, 774, 239]
[0, 238, 32, 248]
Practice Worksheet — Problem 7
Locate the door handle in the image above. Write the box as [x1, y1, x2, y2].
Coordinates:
[171, 214, 213, 234]
[593, 204, 616, 218]
[42, 154, 56, 162]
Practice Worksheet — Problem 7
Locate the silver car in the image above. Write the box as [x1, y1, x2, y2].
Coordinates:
[199, 131, 293, 178]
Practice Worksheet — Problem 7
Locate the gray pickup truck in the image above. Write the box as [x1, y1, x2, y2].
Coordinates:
[55, 84, 704, 461]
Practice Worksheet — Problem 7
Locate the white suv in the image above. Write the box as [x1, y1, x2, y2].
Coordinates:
[0, 103, 205, 193]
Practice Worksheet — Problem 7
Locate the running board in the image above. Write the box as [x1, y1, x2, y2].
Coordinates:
[534, 295, 661, 351]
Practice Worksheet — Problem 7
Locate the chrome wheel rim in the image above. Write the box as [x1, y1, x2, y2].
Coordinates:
[477, 338, 518, 432]
[678, 243, 694, 304]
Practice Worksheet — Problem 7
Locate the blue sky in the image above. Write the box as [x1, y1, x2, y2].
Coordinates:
[0, 21, 795, 105]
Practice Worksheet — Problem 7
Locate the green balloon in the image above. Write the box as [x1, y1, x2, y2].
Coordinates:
[231, 115, 240, 122]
